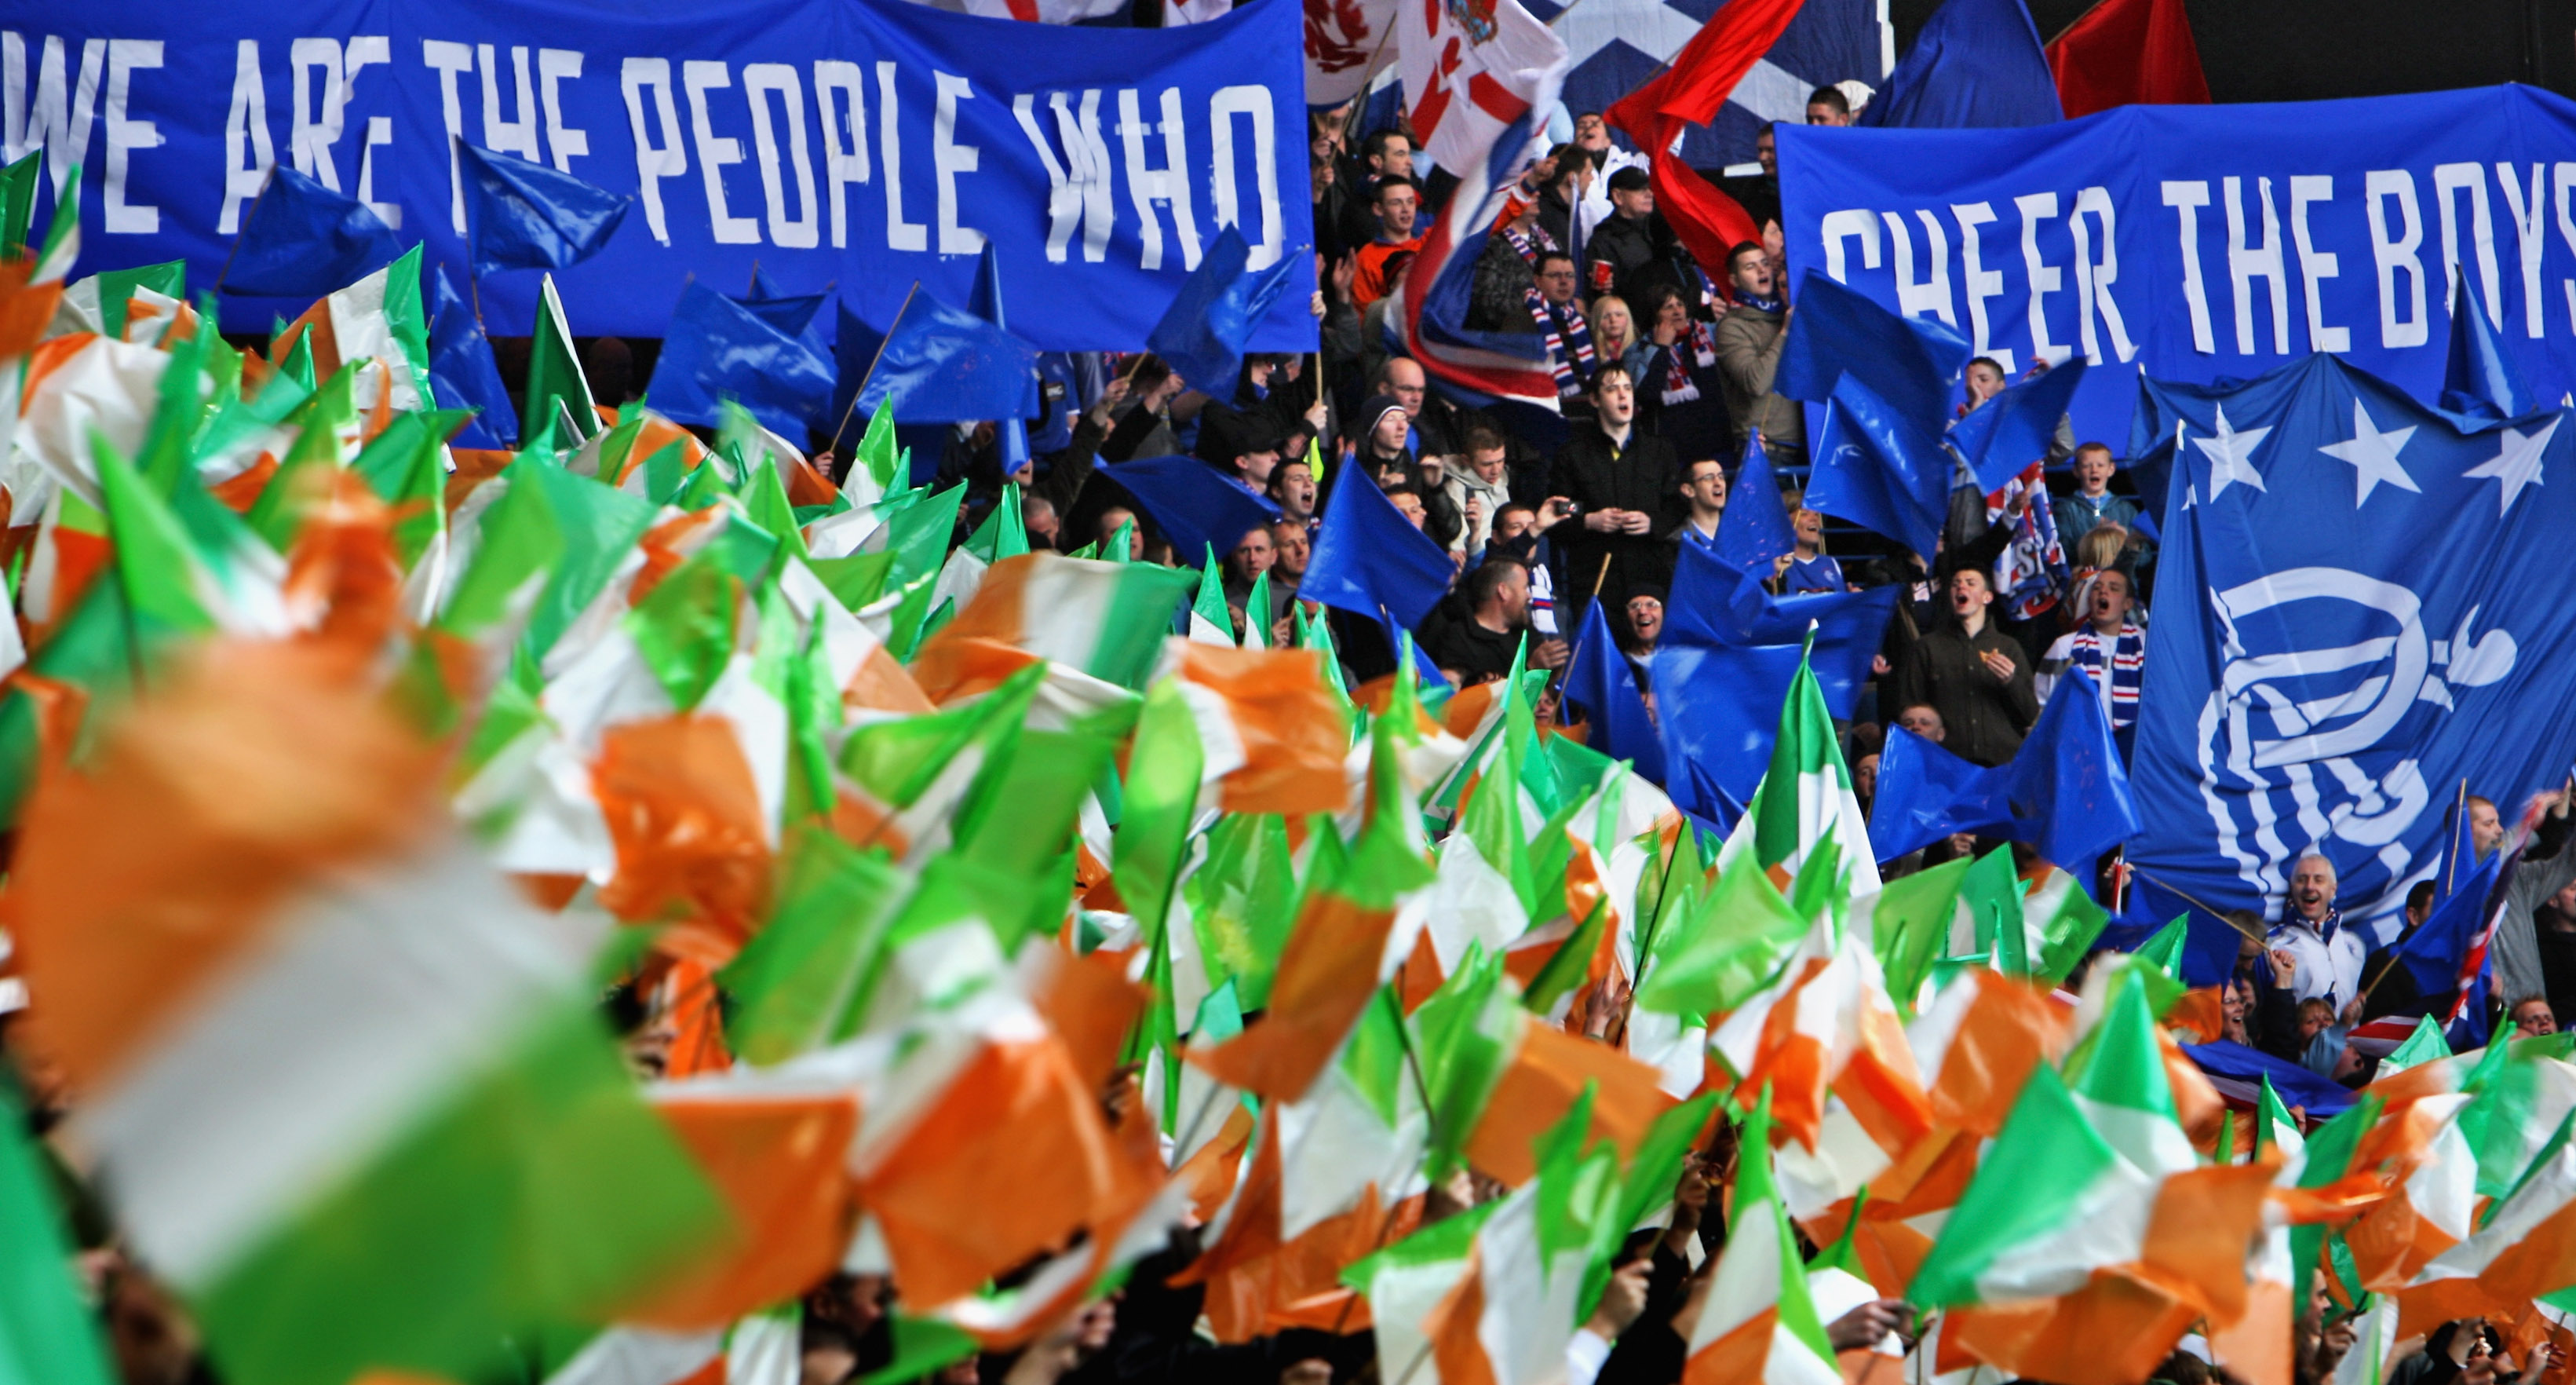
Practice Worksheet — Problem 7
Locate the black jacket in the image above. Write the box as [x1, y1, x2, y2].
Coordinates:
[1550, 422, 1681, 606]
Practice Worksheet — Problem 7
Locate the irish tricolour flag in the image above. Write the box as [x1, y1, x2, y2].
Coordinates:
[1718, 640, 1877, 895]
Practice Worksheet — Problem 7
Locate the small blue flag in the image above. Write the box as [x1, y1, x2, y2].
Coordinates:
[1303, 471, 1454, 631]
[1654, 539, 1899, 810]
[648, 280, 836, 438]
[1859, 0, 2063, 130]
[458, 141, 630, 278]
[1808, 371, 1950, 558]
[1144, 225, 1300, 400]
[1713, 430, 1797, 573]
[969, 244, 1034, 477]
[1563, 597, 1666, 784]
[842, 289, 1042, 425]
[1948, 357, 2089, 492]
[224, 166, 405, 298]
[1105, 455, 1281, 567]
[736, 266, 830, 342]
[426, 264, 517, 448]
[1866, 667, 2137, 870]
[1778, 269, 1973, 439]
[2396, 854, 2503, 998]
[2439, 270, 2532, 427]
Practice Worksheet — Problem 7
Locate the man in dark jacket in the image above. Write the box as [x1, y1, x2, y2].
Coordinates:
[1584, 165, 1691, 311]
[1888, 567, 2039, 766]
[1549, 364, 1680, 614]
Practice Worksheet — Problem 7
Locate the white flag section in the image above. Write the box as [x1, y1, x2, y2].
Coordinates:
[1400, 0, 1573, 177]
[1308, 0, 1403, 105]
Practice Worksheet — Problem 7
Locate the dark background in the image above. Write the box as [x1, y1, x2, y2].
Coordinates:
[1892, 0, 2576, 104]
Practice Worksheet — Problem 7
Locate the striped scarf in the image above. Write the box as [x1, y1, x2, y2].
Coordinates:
[1525, 288, 1595, 398]
[2059, 623, 2145, 729]
[1659, 320, 1716, 405]
[1501, 222, 1559, 266]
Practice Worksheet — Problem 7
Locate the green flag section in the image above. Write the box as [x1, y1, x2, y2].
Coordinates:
[0, 1085, 114, 1385]
[1720, 645, 1874, 897]
[1909, 1064, 2151, 1309]
[2063, 969, 2197, 1179]
[524, 274, 597, 444]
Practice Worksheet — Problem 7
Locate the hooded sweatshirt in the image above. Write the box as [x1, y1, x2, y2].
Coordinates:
[1439, 456, 1512, 556]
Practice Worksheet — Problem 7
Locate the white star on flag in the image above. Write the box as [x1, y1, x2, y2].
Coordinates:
[2191, 403, 2271, 500]
[2316, 399, 2420, 506]
[2462, 415, 2559, 517]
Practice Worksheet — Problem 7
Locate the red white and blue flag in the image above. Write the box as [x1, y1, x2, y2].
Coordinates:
[1392, 0, 1570, 407]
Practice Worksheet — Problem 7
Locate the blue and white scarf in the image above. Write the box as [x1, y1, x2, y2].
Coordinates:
[2057, 622, 2145, 729]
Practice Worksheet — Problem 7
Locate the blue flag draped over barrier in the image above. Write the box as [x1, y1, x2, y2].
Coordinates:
[1302, 470, 1454, 632]
[2125, 349, 2576, 980]
[649, 280, 836, 436]
[1779, 86, 2576, 447]
[1655, 539, 1898, 817]
[1806, 372, 1949, 558]
[1563, 597, 1665, 785]
[1104, 457, 1281, 567]
[224, 168, 404, 299]
[27, 0, 1315, 345]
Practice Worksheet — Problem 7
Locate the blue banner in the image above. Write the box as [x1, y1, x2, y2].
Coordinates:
[1778, 86, 2576, 448]
[0, 0, 1314, 348]
[2126, 351, 2576, 941]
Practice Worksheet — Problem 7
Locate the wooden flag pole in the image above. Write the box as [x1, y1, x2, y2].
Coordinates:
[828, 279, 922, 454]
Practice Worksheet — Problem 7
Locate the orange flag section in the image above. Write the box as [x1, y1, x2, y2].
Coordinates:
[1168, 642, 1349, 817]
[593, 716, 775, 955]
[1463, 1021, 1673, 1186]
[1191, 892, 1397, 1101]
[627, 1093, 863, 1331]
[9, 641, 443, 1094]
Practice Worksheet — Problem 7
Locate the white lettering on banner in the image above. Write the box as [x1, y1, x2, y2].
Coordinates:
[2068, 186, 2136, 364]
[876, 61, 925, 252]
[479, 44, 540, 164]
[2494, 162, 2546, 338]
[1015, 90, 1112, 265]
[1952, 202, 2012, 372]
[422, 39, 473, 232]
[815, 60, 868, 250]
[2432, 161, 2501, 328]
[4, 35, 104, 197]
[744, 64, 819, 250]
[2556, 163, 2576, 334]
[2289, 175, 2347, 353]
[2366, 169, 2428, 349]
[2224, 175, 2290, 356]
[221, 39, 276, 236]
[289, 39, 345, 188]
[103, 38, 162, 235]
[1208, 85, 1279, 270]
[622, 57, 688, 246]
[1884, 209, 1954, 327]
[359, 114, 396, 228]
[682, 60, 761, 245]
[2161, 180, 2216, 354]
[932, 71, 983, 255]
[2016, 192, 2067, 366]
[1819, 208, 1877, 281]
[345, 37, 392, 226]
[539, 49, 588, 175]
[1119, 86, 1200, 272]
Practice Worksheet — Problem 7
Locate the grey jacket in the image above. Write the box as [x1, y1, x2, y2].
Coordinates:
[2489, 810, 2576, 1008]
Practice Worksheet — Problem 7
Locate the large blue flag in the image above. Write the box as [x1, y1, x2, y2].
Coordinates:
[1655, 539, 1898, 814]
[1713, 431, 1796, 574]
[1303, 472, 1454, 630]
[1145, 225, 1301, 403]
[1777, 269, 1972, 438]
[1948, 357, 2088, 491]
[844, 290, 1043, 424]
[426, 264, 516, 449]
[648, 281, 836, 437]
[2127, 351, 2576, 966]
[1563, 597, 1665, 785]
[1867, 725, 2010, 860]
[1858, 0, 2061, 130]
[224, 167, 404, 298]
[458, 142, 629, 279]
[1105, 456, 1281, 568]
[1807, 372, 1950, 558]
[735, 267, 830, 345]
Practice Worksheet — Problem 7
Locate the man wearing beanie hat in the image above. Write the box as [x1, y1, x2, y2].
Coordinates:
[1585, 164, 1693, 311]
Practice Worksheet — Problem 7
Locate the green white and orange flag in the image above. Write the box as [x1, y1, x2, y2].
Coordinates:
[907, 552, 1195, 707]
[1680, 1090, 1841, 1385]
[1717, 638, 1876, 895]
[9, 643, 724, 1385]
